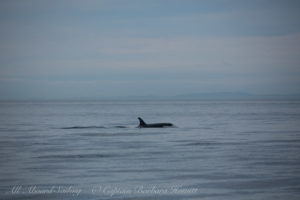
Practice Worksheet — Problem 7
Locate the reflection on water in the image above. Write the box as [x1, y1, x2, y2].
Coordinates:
[0, 100, 300, 199]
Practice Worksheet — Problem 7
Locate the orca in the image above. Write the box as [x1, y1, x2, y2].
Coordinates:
[138, 117, 174, 128]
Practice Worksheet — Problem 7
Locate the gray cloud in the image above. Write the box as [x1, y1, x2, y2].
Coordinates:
[0, 0, 300, 99]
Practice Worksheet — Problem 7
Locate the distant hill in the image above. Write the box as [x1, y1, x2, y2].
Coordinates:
[174, 92, 300, 100]
[117, 92, 300, 100]
[110, 92, 300, 100]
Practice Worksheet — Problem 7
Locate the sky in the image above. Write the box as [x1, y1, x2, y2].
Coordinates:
[0, 0, 300, 100]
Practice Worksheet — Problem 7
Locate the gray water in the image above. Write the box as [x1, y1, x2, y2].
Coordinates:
[0, 100, 300, 200]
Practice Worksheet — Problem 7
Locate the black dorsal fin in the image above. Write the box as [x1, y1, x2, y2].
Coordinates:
[138, 117, 146, 126]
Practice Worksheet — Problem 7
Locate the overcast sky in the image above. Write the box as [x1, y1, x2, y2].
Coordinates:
[0, 0, 300, 100]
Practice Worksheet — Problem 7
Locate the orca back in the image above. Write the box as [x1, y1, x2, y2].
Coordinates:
[138, 117, 174, 128]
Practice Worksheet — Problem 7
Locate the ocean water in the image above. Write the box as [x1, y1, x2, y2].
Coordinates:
[0, 100, 300, 200]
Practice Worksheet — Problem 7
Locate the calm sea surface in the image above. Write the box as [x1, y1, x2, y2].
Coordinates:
[0, 100, 300, 200]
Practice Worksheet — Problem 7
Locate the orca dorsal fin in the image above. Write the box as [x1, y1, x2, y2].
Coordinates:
[138, 117, 146, 126]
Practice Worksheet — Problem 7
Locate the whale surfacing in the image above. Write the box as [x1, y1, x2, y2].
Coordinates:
[138, 117, 174, 128]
